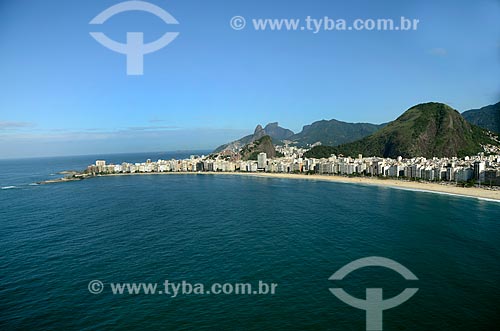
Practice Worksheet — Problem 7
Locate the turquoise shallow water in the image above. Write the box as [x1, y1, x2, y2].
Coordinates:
[1, 154, 499, 330]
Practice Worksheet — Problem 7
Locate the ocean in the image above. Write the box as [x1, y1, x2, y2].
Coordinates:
[1, 153, 499, 330]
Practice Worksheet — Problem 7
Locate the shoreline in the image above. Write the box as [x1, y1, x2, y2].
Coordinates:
[87, 171, 500, 202]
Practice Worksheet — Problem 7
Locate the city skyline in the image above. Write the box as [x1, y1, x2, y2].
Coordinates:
[72, 145, 500, 193]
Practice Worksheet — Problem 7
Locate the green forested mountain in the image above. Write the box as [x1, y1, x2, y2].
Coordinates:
[305, 103, 499, 159]
[240, 135, 277, 160]
[288, 119, 385, 147]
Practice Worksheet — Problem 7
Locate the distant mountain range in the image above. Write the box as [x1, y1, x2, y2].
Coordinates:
[305, 102, 499, 159]
[214, 119, 384, 153]
[214, 122, 293, 153]
[462, 102, 500, 133]
[287, 119, 385, 147]
[214, 101, 500, 158]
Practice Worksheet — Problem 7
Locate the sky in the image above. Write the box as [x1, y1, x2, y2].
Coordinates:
[0, 0, 499, 158]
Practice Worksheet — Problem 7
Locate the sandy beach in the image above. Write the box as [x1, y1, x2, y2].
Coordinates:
[99, 172, 500, 202]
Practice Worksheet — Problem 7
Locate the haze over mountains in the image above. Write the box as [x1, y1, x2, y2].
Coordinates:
[214, 120, 384, 153]
[287, 120, 385, 147]
[214, 122, 293, 153]
[462, 102, 500, 133]
[214, 101, 500, 158]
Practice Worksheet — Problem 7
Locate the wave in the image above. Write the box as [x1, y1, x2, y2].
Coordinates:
[1, 186, 17, 190]
[386, 185, 500, 203]
[476, 197, 500, 203]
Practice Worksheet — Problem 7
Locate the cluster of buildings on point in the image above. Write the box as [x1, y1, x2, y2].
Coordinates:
[86, 145, 500, 186]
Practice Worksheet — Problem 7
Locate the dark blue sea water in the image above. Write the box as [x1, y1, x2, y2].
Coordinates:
[1, 153, 499, 330]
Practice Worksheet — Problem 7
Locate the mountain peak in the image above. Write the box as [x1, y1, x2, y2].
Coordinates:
[213, 123, 294, 153]
[253, 124, 266, 140]
[264, 122, 279, 129]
